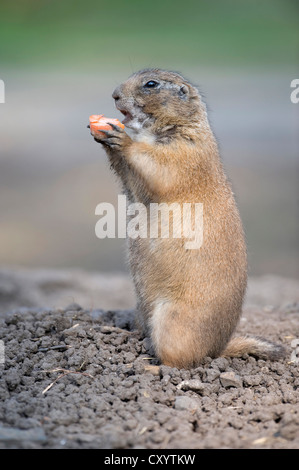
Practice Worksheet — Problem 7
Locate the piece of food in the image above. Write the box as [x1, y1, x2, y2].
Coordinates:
[89, 114, 125, 137]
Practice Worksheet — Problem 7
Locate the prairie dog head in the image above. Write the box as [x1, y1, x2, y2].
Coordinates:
[112, 68, 205, 134]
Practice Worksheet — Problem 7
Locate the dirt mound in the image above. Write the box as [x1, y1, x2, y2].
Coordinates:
[0, 269, 298, 449]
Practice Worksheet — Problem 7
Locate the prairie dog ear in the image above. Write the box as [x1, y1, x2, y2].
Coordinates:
[179, 84, 189, 97]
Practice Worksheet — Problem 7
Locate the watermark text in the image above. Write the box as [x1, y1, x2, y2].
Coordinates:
[95, 195, 203, 250]
[290, 79, 299, 104]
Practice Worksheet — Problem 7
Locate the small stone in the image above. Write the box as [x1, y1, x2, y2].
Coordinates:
[144, 365, 160, 376]
[177, 379, 205, 393]
[243, 374, 262, 386]
[220, 371, 243, 388]
[100, 325, 117, 334]
[161, 374, 171, 386]
[211, 357, 229, 371]
[252, 437, 269, 445]
[174, 396, 200, 412]
[62, 324, 86, 338]
[205, 368, 220, 382]
[142, 337, 152, 353]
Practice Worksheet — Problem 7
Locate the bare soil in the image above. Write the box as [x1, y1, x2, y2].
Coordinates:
[0, 268, 298, 449]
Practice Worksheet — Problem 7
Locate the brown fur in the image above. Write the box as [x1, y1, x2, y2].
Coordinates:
[91, 68, 285, 368]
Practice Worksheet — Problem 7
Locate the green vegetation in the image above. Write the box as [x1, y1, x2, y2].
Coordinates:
[0, 0, 298, 68]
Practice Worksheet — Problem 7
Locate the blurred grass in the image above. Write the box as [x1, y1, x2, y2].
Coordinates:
[0, 0, 298, 68]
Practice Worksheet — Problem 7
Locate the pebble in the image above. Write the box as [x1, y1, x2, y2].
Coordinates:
[220, 371, 243, 388]
[177, 379, 205, 393]
[174, 396, 200, 412]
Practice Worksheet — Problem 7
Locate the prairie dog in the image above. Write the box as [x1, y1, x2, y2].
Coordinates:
[91, 68, 285, 368]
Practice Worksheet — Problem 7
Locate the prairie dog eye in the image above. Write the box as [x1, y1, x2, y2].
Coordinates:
[144, 80, 159, 88]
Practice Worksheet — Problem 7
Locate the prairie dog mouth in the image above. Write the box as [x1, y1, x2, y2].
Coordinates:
[118, 108, 133, 125]
[115, 102, 150, 131]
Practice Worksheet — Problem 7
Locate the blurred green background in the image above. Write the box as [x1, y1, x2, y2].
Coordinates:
[0, 0, 298, 67]
[0, 0, 298, 277]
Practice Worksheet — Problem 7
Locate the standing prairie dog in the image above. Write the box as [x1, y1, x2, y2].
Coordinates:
[90, 68, 285, 368]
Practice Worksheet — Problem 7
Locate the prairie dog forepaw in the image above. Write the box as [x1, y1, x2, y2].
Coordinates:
[92, 126, 131, 151]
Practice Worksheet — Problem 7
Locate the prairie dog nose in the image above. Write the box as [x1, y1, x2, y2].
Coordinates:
[112, 85, 122, 101]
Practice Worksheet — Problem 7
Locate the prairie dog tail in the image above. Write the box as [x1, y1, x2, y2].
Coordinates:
[221, 335, 286, 361]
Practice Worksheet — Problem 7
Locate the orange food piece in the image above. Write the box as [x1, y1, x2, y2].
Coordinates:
[89, 114, 125, 137]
